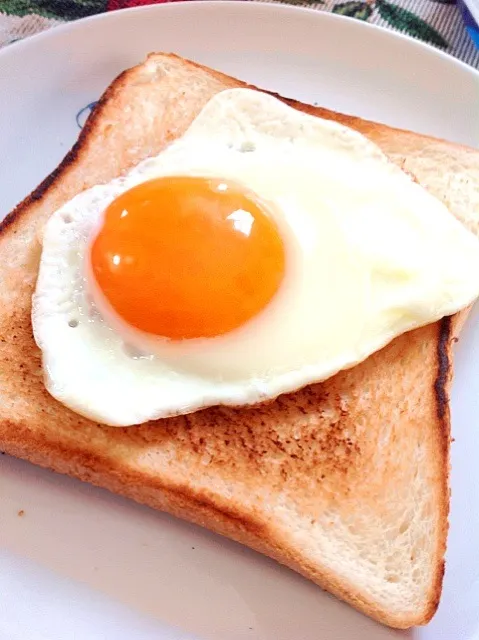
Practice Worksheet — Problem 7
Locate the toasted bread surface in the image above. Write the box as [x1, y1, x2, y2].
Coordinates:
[1, 53, 478, 628]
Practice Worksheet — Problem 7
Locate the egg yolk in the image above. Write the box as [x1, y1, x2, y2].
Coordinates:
[89, 176, 286, 340]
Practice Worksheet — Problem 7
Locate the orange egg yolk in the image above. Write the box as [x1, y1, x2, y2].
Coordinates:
[89, 176, 286, 340]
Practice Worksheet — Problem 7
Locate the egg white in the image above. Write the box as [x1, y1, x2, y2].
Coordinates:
[32, 88, 479, 426]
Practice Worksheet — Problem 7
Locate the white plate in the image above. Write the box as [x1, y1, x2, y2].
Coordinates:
[1, 3, 479, 639]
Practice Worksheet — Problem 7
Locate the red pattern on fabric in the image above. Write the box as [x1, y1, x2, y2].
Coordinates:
[107, 0, 187, 11]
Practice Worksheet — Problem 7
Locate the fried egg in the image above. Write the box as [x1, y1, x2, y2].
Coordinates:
[32, 89, 479, 426]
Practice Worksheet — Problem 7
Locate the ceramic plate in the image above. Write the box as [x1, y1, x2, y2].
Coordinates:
[1, 3, 479, 639]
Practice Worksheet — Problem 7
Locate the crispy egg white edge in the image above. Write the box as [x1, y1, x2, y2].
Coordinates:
[32, 88, 479, 426]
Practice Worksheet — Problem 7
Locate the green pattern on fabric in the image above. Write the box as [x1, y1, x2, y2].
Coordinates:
[1, 0, 107, 19]
[332, 1, 373, 20]
[376, 0, 449, 47]
[1, 0, 59, 18]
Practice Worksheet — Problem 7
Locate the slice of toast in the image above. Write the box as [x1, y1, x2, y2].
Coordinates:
[1, 53, 478, 629]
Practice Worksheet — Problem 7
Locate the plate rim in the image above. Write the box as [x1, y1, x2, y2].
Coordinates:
[1, 0, 478, 83]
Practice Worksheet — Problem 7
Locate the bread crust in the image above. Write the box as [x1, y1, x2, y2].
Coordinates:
[1, 53, 476, 629]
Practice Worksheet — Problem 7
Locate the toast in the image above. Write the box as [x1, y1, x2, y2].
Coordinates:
[1, 53, 479, 629]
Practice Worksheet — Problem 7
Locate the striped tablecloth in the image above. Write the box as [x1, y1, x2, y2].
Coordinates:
[0, 0, 478, 66]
